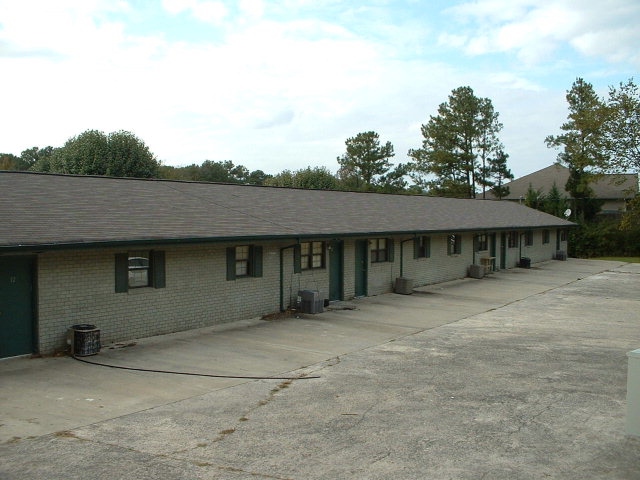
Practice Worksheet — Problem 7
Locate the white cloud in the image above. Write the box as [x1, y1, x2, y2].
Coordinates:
[161, 0, 228, 24]
[0, 0, 637, 178]
[444, 0, 640, 68]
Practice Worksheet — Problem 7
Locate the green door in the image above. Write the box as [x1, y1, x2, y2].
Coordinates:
[0, 256, 35, 358]
[500, 233, 507, 270]
[354, 240, 368, 297]
[329, 240, 344, 301]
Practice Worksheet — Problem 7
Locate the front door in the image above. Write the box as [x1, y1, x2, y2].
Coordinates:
[0, 256, 35, 358]
[354, 240, 368, 297]
[329, 240, 344, 301]
[500, 233, 507, 270]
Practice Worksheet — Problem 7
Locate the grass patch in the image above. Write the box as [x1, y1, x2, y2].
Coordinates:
[593, 257, 640, 263]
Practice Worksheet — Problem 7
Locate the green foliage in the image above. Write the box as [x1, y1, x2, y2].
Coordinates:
[488, 149, 513, 200]
[39, 129, 159, 178]
[0, 153, 21, 171]
[265, 166, 339, 190]
[159, 160, 271, 185]
[0, 147, 53, 171]
[603, 78, 640, 174]
[542, 182, 570, 218]
[620, 195, 640, 231]
[22, 146, 54, 172]
[545, 78, 609, 172]
[569, 217, 640, 258]
[409, 86, 504, 198]
[337, 131, 395, 191]
[524, 183, 545, 210]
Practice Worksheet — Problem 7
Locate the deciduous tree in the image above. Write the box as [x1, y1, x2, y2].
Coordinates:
[42, 129, 159, 178]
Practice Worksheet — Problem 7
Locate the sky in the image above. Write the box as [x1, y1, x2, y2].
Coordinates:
[1, 0, 638, 179]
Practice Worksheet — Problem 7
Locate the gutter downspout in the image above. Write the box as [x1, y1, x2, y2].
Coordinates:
[280, 242, 299, 312]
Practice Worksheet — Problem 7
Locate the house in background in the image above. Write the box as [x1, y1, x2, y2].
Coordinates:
[494, 164, 638, 214]
[0, 171, 574, 358]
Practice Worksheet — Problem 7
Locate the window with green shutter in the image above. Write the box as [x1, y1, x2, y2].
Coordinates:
[226, 245, 263, 280]
[115, 250, 166, 293]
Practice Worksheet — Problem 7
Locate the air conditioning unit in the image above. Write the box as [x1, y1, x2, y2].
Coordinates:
[394, 277, 414, 295]
[468, 264, 485, 279]
[297, 290, 324, 314]
[555, 250, 567, 261]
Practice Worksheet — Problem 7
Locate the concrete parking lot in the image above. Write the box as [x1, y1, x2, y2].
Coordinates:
[1, 259, 639, 479]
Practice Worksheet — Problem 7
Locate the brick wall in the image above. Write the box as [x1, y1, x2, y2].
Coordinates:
[35, 229, 567, 354]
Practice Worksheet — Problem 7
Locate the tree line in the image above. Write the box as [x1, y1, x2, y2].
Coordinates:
[2, 78, 637, 208]
[1, 85, 516, 198]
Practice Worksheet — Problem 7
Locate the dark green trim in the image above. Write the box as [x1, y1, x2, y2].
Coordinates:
[115, 253, 128, 293]
[226, 247, 236, 281]
[151, 250, 166, 288]
[251, 245, 263, 278]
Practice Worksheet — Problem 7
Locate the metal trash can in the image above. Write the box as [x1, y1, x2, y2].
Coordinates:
[68, 324, 100, 356]
[518, 257, 531, 269]
[394, 277, 414, 294]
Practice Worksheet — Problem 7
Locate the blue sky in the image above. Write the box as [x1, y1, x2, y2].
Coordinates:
[1, 0, 638, 178]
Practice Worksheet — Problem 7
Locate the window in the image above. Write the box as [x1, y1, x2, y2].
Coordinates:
[226, 245, 263, 280]
[115, 250, 165, 293]
[560, 229, 567, 241]
[447, 234, 462, 255]
[415, 236, 431, 258]
[128, 251, 150, 288]
[508, 231, 518, 248]
[235, 245, 250, 277]
[300, 241, 325, 270]
[371, 238, 393, 263]
[524, 230, 534, 246]
[476, 234, 488, 251]
[543, 229, 550, 244]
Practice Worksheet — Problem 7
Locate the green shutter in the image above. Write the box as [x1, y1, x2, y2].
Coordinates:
[413, 237, 419, 259]
[226, 247, 236, 281]
[115, 253, 128, 293]
[387, 238, 394, 262]
[293, 244, 301, 274]
[252, 245, 263, 278]
[425, 236, 431, 258]
[151, 250, 166, 289]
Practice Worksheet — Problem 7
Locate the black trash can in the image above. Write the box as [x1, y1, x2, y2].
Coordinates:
[69, 324, 100, 356]
[519, 257, 531, 269]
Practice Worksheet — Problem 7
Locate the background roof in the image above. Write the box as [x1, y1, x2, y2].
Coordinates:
[497, 164, 638, 200]
[1, 172, 574, 250]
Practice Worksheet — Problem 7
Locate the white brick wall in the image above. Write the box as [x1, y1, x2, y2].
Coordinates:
[35, 229, 568, 354]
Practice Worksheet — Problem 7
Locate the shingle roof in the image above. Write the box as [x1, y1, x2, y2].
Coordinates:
[1, 171, 574, 250]
[497, 164, 638, 200]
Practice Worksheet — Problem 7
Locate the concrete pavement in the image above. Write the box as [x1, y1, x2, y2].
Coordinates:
[1, 259, 639, 479]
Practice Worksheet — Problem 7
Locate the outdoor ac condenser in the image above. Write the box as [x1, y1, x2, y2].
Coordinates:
[297, 290, 324, 314]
